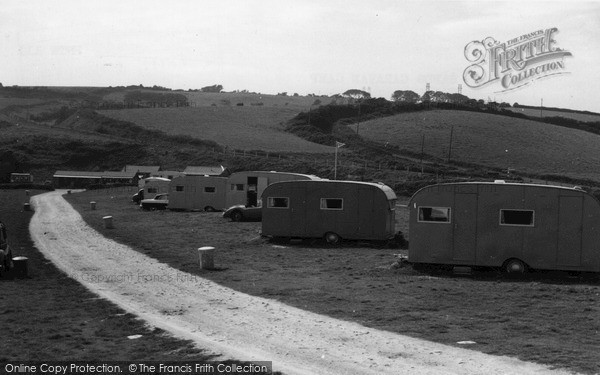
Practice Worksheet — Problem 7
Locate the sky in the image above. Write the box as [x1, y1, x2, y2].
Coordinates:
[2, 0, 600, 112]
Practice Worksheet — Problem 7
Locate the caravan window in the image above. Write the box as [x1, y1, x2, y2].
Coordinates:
[231, 184, 244, 191]
[175, 186, 184, 192]
[148, 187, 158, 194]
[320, 198, 343, 210]
[267, 197, 289, 208]
[204, 187, 216, 193]
[500, 209, 534, 226]
[418, 207, 451, 223]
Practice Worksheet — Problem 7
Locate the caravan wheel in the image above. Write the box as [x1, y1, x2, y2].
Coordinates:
[504, 258, 527, 274]
[6, 248, 13, 270]
[231, 210, 243, 222]
[324, 232, 341, 245]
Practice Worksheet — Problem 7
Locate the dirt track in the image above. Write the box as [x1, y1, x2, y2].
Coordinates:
[29, 190, 577, 375]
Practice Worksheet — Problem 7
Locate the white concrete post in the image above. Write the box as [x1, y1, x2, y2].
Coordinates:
[103, 216, 114, 229]
[198, 246, 215, 270]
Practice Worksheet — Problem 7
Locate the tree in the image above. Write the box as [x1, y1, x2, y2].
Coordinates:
[342, 89, 371, 100]
[420, 91, 450, 103]
[201, 84, 223, 93]
[446, 93, 469, 104]
[391, 90, 419, 103]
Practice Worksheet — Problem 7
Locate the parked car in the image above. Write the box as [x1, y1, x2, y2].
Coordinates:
[0, 221, 13, 275]
[140, 193, 169, 210]
[132, 188, 144, 204]
[222, 204, 262, 222]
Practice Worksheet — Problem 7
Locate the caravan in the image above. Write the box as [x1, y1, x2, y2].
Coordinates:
[168, 176, 228, 211]
[167, 171, 320, 214]
[225, 171, 321, 208]
[221, 171, 321, 221]
[409, 181, 600, 273]
[261, 180, 397, 244]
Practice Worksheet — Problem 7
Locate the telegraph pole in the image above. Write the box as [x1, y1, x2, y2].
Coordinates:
[334, 141, 345, 180]
[420, 133, 425, 175]
[447, 125, 454, 163]
[356, 101, 361, 135]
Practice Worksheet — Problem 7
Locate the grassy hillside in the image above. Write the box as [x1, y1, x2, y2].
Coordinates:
[5, 86, 600, 190]
[102, 90, 332, 111]
[99, 107, 334, 153]
[0, 108, 345, 184]
[507, 107, 600, 123]
[357, 109, 600, 182]
[0, 97, 49, 110]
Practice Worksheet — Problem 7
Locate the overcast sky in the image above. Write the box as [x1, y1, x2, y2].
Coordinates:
[2, 0, 599, 112]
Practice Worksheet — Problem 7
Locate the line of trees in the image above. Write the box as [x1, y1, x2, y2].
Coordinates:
[123, 91, 189, 108]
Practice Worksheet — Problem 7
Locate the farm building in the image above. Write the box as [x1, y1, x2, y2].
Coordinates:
[183, 165, 230, 177]
[168, 176, 228, 211]
[261, 180, 397, 244]
[148, 170, 186, 180]
[122, 165, 161, 179]
[225, 171, 321, 208]
[10, 173, 33, 183]
[100, 171, 139, 185]
[408, 181, 600, 273]
[53, 170, 138, 189]
[53, 171, 102, 188]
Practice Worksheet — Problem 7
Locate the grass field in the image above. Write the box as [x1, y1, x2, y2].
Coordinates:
[64, 188, 600, 375]
[102, 90, 333, 112]
[357, 109, 600, 182]
[0, 97, 48, 110]
[507, 107, 600, 122]
[4, 86, 600, 373]
[99, 107, 334, 153]
[0, 189, 212, 362]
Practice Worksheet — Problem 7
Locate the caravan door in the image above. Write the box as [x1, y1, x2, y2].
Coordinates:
[257, 177, 268, 198]
[453, 193, 477, 262]
[557, 196, 583, 267]
[289, 186, 306, 236]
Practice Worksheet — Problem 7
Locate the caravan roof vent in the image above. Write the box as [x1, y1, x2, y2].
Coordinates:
[494, 180, 506, 184]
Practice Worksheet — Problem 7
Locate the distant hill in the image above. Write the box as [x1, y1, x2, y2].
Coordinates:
[4, 85, 600, 190]
[507, 106, 600, 123]
[357, 109, 600, 182]
[99, 106, 334, 153]
[101, 90, 332, 112]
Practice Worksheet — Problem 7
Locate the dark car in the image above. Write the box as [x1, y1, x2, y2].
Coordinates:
[132, 188, 144, 204]
[140, 193, 169, 210]
[222, 204, 262, 222]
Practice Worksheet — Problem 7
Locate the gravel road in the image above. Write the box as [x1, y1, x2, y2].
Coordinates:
[29, 190, 576, 375]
